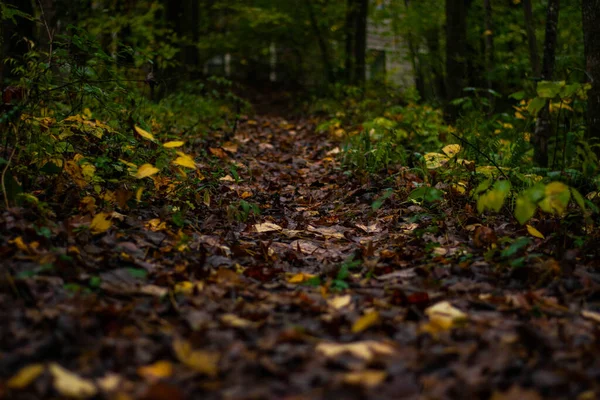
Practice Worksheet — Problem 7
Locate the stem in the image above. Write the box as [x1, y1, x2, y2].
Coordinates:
[2, 146, 17, 209]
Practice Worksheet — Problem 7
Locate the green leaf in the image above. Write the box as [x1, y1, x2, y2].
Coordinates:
[527, 97, 546, 115]
[515, 196, 537, 224]
[536, 80, 565, 98]
[571, 187, 586, 211]
[477, 180, 510, 213]
[539, 182, 570, 214]
[474, 179, 492, 195]
[509, 91, 526, 100]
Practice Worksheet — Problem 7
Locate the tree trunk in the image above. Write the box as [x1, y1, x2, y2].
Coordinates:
[425, 27, 446, 100]
[182, 0, 200, 75]
[582, 0, 600, 142]
[533, 0, 560, 167]
[305, 0, 335, 84]
[354, 0, 368, 85]
[444, 0, 468, 121]
[523, 0, 541, 77]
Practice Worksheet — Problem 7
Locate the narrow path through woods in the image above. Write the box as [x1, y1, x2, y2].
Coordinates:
[1, 113, 600, 399]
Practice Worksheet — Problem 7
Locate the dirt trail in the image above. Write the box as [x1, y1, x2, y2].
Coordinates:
[1, 114, 600, 399]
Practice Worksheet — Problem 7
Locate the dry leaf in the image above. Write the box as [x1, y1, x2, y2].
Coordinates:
[343, 370, 387, 388]
[49, 363, 97, 399]
[90, 212, 112, 235]
[221, 314, 256, 328]
[174, 281, 204, 295]
[254, 222, 283, 233]
[222, 142, 239, 153]
[351, 310, 380, 333]
[209, 147, 229, 159]
[328, 295, 352, 310]
[138, 360, 174, 381]
[136, 163, 159, 179]
[316, 340, 396, 361]
[134, 125, 155, 141]
[307, 225, 345, 239]
[424, 301, 467, 330]
[287, 272, 317, 284]
[7, 363, 45, 389]
[173, 338, 220, 376]
[582, 310, 600, 323]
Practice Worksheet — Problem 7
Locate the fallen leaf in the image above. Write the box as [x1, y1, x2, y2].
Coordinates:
[222, 142, 239, 153]
[221, 314, 256, 328]
[343, 370, 387, 388]
[254, 222, 283, 233]
[90, 212, 112, 235]
[49, 363, 97, 399]
[316, 340, 396, 361]
[219, 175, 235, 182]
[526, 224, 545, 239]
[424, 301, 467, 330]
[328, 295, 352, 310]
[138, 360, 174, 381]
[172, 153, 196, 169]
[173, 338, 220, 376]
[351, 310, 380, 333]
[7, 363, 45, 389]
[163, 141, 185, 148]
[355, 223, 381, 233]
[134, 125, 155, 141]
[136, 163, 160, 179]
[307, 225, 345, 239]
[136, 187, 144, 202]
[582, 310, 600, 323]
[96, 373, 122, 393]
[9, 236, 29, 253]
[174, 281, 204, 295]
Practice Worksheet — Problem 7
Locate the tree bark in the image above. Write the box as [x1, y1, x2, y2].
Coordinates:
[354, 0, 368, 85]
[483, 0, 494, 111]
[533, 0, 560, 167]
[425, 27, 446, 100]
[582, 0, 600, 142]
[444, 0, 468, 121]
[523, 0, 541, 77]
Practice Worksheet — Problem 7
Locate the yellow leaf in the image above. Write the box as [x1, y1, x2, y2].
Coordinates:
[49, 363, 97, 399]
[287, 272, 316, 284]
[221, 314, 257, 328]
[526, 225, 545, 239]
[442, 144, 461, 158]
[172, 154, 196, 169]
[163, 141, 185, 148]
[351, 310, 380, 333]
[136, 187, 144, 202]
[423, 152, 449, 169]
[134, 125, 155, 141]
[135, 164, 160, 179]
[254, 222, 283, 233]
[146, 218, 167, 231]
[483, 29, 493, 36]
[137, 360, 173, 381]
[7, 364, 45, 389]
[173, 338, 220, 376]
[174, 281, 204, 295]
[316, 341, 396, 361]
[344, 370, 387, 388]
[328, 294, 352, 310]
[424, 301, 467, 330]
[90, 212, 112, 235]
[9, 236, 29, 252]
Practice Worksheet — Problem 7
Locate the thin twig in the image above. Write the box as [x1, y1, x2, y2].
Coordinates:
[37, 0, 55, 66]
[2, 146, 17, 209]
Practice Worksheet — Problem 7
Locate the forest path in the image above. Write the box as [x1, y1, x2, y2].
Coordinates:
[1, 113, 599, 399]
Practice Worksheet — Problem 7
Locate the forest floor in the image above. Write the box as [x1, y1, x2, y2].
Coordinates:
[1, 109, 600, 400]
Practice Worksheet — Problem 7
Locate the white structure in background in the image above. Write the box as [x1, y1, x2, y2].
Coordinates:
[367, 2, 414, 87]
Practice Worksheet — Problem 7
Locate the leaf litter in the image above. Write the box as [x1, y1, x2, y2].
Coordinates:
[1, 112, 600, 400]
